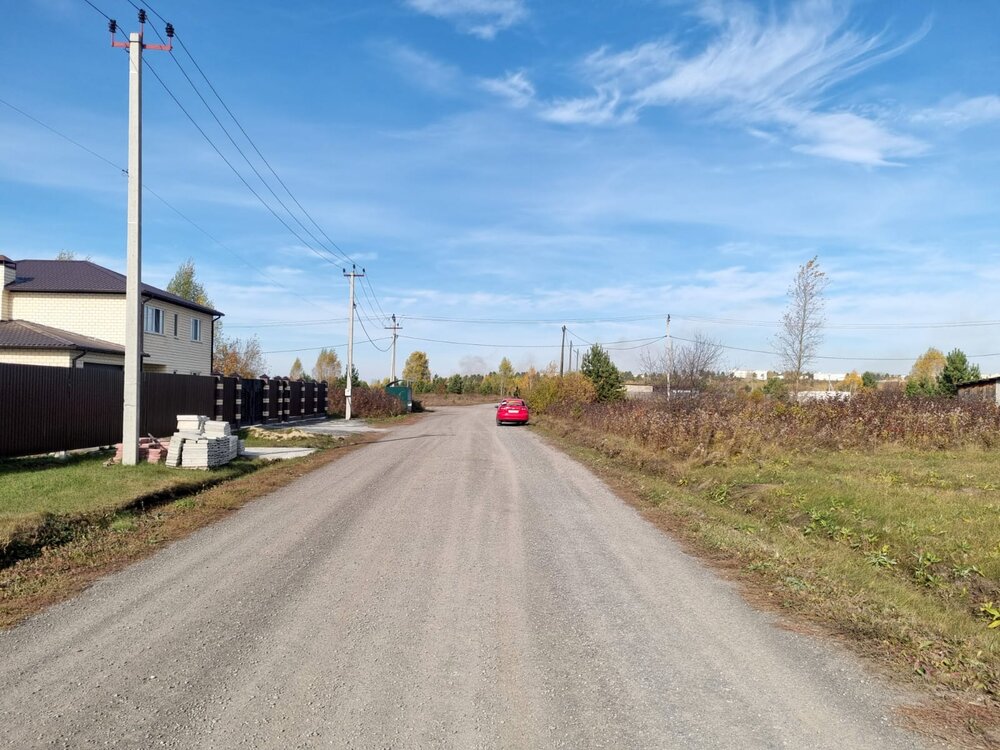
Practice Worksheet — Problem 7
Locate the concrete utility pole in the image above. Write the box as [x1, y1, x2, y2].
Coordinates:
[576, 349, 580, 371]
[560, 325, 567, 377]
[385, 314, 402, 383]
[343, 265, 365, 420]
[567, 340, 573, 373]
[666, 314, 673, 402]
[110, 12, 172, 465]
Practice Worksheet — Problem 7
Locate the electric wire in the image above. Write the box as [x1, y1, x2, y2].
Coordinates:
[0, 92, 338, 315]
[80, 0, 112, 21]
[143, 60, 346, 273]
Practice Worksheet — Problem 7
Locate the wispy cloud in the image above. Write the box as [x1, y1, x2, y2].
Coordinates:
[912, 95, 1000, 129]
[403, 0, 527, 39]
[376, 41, 464, 95]
[479, 70, 535, 108]
[484, 0, 930, 165]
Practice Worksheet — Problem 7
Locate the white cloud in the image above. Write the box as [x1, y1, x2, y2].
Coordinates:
[484, 0, 931, 165]
[912, 95, 1000, 129]
[480, 71, 535, 108]
[403, 0, 527, 39]
[786, 110, 927, 167]
[378, 42, 463, 95]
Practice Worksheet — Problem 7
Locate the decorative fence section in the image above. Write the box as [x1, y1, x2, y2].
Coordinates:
[0, 363, 330, 458]
[143, 372, 216, 438]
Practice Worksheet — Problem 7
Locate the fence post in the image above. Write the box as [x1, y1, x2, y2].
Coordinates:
[214, 375, 224, 422]
[320, 381, 327, 416]
[262, 375, 270, 423]
[234, 375, 242, 427]
[281, 379, 288, 422]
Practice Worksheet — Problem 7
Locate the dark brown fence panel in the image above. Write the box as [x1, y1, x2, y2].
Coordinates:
[302, 382, 315, 417]
[242, 378, 264, 425]
[141, 372, 215, 437]
[221, 377, 238, 424]
[289, 381, 303, 419]
[265, 379, 281, 423]
[0, 363, 123, 457]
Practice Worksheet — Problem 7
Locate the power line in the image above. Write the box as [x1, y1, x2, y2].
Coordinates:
[143, 60, 347, 274]
[0, 92, 338, 314]
[80, 0, 111, 21]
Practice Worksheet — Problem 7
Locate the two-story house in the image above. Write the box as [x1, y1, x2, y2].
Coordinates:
[0, 256, 222, 374]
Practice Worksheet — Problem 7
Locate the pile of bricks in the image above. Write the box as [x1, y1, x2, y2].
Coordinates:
[112, 436, 167, 464]
[165, 415, 241, 469]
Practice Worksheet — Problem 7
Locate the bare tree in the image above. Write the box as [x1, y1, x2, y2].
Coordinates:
[674, 333, 724, 391]
[640, 332, 724, 391]
[774, 256, 828, 394]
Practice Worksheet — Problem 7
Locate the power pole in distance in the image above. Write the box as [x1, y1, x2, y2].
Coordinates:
[568, 340, 573, 373]
[576, 349, 581, 371]
[343, 265, 365, 420]
[385, 314, 402, 383]
[560, 325, 567, 377]
[666, 314, 672, 402]
[110, 11, 173, 465]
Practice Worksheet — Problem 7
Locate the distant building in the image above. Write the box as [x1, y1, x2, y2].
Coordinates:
[731, 369, 769, 381]
[956, 376, 1000, 405]
[796, 390, 852, 402]
[624, 383, 669, 400]
[811, 372, 847, 383]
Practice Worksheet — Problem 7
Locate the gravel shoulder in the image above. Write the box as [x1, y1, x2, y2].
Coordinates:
[0, 405, 938, 748]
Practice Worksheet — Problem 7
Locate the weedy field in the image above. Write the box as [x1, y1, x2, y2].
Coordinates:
[538, 391, 1000, 728]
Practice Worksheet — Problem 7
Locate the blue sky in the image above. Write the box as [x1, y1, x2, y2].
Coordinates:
[2, 0, 1000, 380]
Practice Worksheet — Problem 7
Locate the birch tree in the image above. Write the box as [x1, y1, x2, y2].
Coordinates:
[774, 256, 828, 394]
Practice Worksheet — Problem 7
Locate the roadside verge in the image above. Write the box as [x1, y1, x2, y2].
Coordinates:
[532, 415, 1000, 749]
[0, 423, 397, 630]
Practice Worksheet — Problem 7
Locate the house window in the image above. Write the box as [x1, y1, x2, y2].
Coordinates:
[173, 313, 178, 337]
[144, 305, 164, 334]
[191, 318, 202, 342]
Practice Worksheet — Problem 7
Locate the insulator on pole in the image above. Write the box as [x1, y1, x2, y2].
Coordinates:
[137, 9, 147, 24]
[165, 23, 175, 38]
[108, 19, 117, 34]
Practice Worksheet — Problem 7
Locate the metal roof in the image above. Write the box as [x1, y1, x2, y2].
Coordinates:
[0, 320, 126, 355]
[4, 260, 222, 316]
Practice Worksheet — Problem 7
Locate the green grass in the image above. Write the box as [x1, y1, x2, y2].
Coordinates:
[538, 416, 1000, 701]
[0, 452, 254, 556]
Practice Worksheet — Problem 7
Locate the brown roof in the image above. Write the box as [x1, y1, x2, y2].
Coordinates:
[0, 320, 126, 355]
[4, 260, 222, 316]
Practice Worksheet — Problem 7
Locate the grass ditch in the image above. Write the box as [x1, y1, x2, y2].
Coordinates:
[534, 414, 1000, 748]
[0, 426, 385, 629]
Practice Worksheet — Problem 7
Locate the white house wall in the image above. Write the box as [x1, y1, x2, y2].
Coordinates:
[7, 292, 212, 374]
[0, 348, 72, 367]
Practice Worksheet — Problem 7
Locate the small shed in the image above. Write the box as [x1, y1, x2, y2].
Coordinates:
[956, 376, 1000, 405]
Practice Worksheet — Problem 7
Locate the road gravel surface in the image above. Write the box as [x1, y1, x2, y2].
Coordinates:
[0, 405, 935, 748]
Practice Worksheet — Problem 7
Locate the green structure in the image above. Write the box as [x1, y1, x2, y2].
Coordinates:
[385, 385, 413, 412]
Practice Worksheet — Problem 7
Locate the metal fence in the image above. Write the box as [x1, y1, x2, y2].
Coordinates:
[0, 363, 329, 458]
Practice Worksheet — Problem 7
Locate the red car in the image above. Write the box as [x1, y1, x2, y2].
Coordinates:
[496, 398, 530, 426]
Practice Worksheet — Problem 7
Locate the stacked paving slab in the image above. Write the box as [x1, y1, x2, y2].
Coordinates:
[165, 415, 241, 469]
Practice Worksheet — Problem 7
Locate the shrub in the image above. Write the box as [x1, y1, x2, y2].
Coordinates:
[327, 386, 405, 419]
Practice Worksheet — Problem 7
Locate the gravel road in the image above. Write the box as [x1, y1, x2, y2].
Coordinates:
[0, 405, 934, 749]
